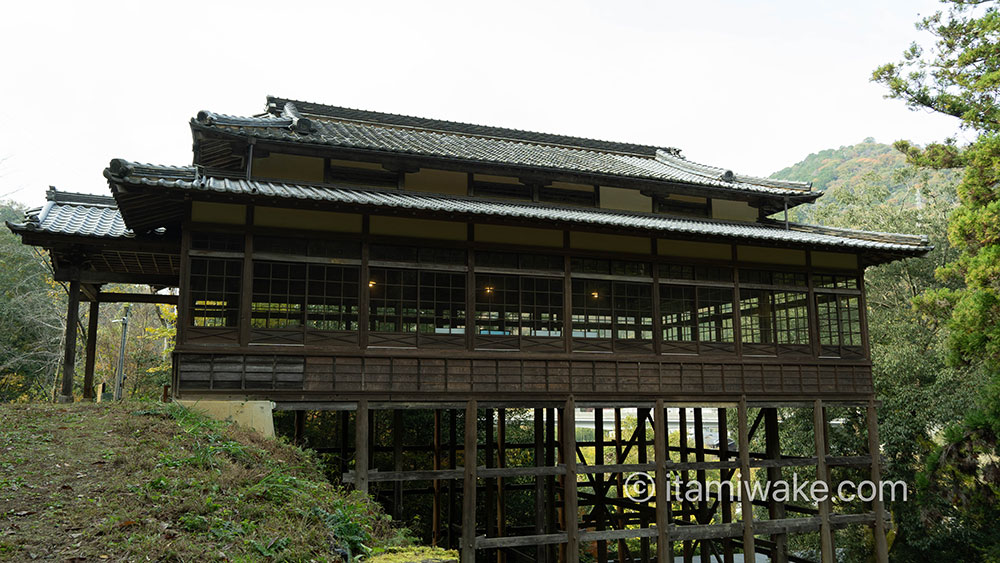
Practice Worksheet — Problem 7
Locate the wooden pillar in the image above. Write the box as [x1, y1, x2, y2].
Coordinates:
[595, 407, 608, 563]
[736, 397, 756, 558]
[238, 206, 254, 347]
[814, 400, 835, 562]
[867, 400, 890, 563]
[563, 397, 579, 563]
[638, 408, 651, 563]
[546, 407, 557, 562]
[680, 407, 692, 562]
[449, 409, 458, 550]
[718, 407, 734, 563]
[496, 408, 507, 563]
[340, 411, 350, 487]
[355, 400, 369, 494]
[534, 407, 547, 562]
[614, 408, 628, 563]
[393, 409, 404, 520]
[82, 300, 99, 401]
[462, 400, 478, 563]
[764, 408, 788, 563]
[485, 408, 496, 545]
[654, 399, 672, 563]
[433, 409, 442, 547]
[293, 410, 306, 445]
[694, 408, 710, 563]
[58, 279, 81, 403]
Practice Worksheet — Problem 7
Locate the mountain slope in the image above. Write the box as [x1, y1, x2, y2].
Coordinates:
[770, 139, 960, 223]
[0, 402, 455, 562]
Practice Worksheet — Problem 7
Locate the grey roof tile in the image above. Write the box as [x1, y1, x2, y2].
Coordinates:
[8, 189, 131, 238]
[106, 161, 930, 255]
[193, 98, 815, 199]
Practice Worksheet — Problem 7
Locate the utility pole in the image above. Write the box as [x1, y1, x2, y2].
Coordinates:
[112, 304, 130, 401]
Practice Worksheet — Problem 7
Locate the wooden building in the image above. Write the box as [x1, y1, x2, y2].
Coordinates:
[9, 97, 930, 562]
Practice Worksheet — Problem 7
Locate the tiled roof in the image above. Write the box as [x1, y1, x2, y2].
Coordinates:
[106, 161, 930, 255]
[7, 188, 131, 239]
[191, 98, 816, 199]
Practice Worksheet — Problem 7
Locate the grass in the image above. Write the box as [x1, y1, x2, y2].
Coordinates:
[0, 400, 456, 562]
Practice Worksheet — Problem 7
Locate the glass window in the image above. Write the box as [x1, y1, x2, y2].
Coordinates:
[306, 264, 359, 331]
[369, 268, 466, 334]
[571, 279, 612, 338]
[740, 269, 806, 286]
[369, 268, 418, 332]
[189, 257, 242, 327]
[370, 245, 419, 263]
[697, 288, 735, 343]
[476, 275, 518, 335]
[571, 257, 610, 275]
[660, 285, 695, 342]
[251, 261, 306, 328]
[740, 289, 773, 344]
[695, 266, 733, 283]
[418, 271, 466, 334]
[191, 232, 243, 252]
[521, 277, 563, 336]
[816, 294, 862, 346]
[613, 282, 653, 340]
[774, 291, 810, 344]
[815, 274, 859, 290]
[659, 264, 695, 280]
[477, 252, 519, 270]
[611, 261, 651, 278]
[477, 252, 563, 272]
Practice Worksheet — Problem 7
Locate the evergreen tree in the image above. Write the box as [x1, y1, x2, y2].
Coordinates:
[874, 1, 1000, 560]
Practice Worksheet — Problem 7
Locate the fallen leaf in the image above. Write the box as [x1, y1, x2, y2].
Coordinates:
[116, 520, 137, 529]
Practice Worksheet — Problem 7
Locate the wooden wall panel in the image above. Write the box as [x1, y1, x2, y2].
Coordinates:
[175, 351, 876, 401]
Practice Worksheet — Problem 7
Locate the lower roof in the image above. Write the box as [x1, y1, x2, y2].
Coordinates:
[103, 160, 931, 261]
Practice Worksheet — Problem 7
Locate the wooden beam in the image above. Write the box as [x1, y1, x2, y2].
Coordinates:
[95, 292, 178, 304]
[54, 268, 177, 286]
[82, 301, 99, 400]
[462, 400, 478, 563]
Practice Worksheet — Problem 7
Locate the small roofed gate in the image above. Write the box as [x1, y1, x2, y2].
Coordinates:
[11, 97, 929, 562]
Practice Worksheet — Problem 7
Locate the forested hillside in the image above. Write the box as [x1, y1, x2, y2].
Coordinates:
[771, 138, 961, 223]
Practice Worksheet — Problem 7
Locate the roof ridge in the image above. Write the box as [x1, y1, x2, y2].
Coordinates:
[654, 151, 812, 192]
[785, 221, 929, 245]
[265, 95, 675, 157]
[45, 187, 118, 206]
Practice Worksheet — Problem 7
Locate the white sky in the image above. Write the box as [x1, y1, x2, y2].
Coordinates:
[0, 0, 966, 206]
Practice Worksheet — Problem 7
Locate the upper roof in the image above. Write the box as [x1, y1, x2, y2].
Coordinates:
[105, 160, 931, 257]
[191, 96, 816, 200]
